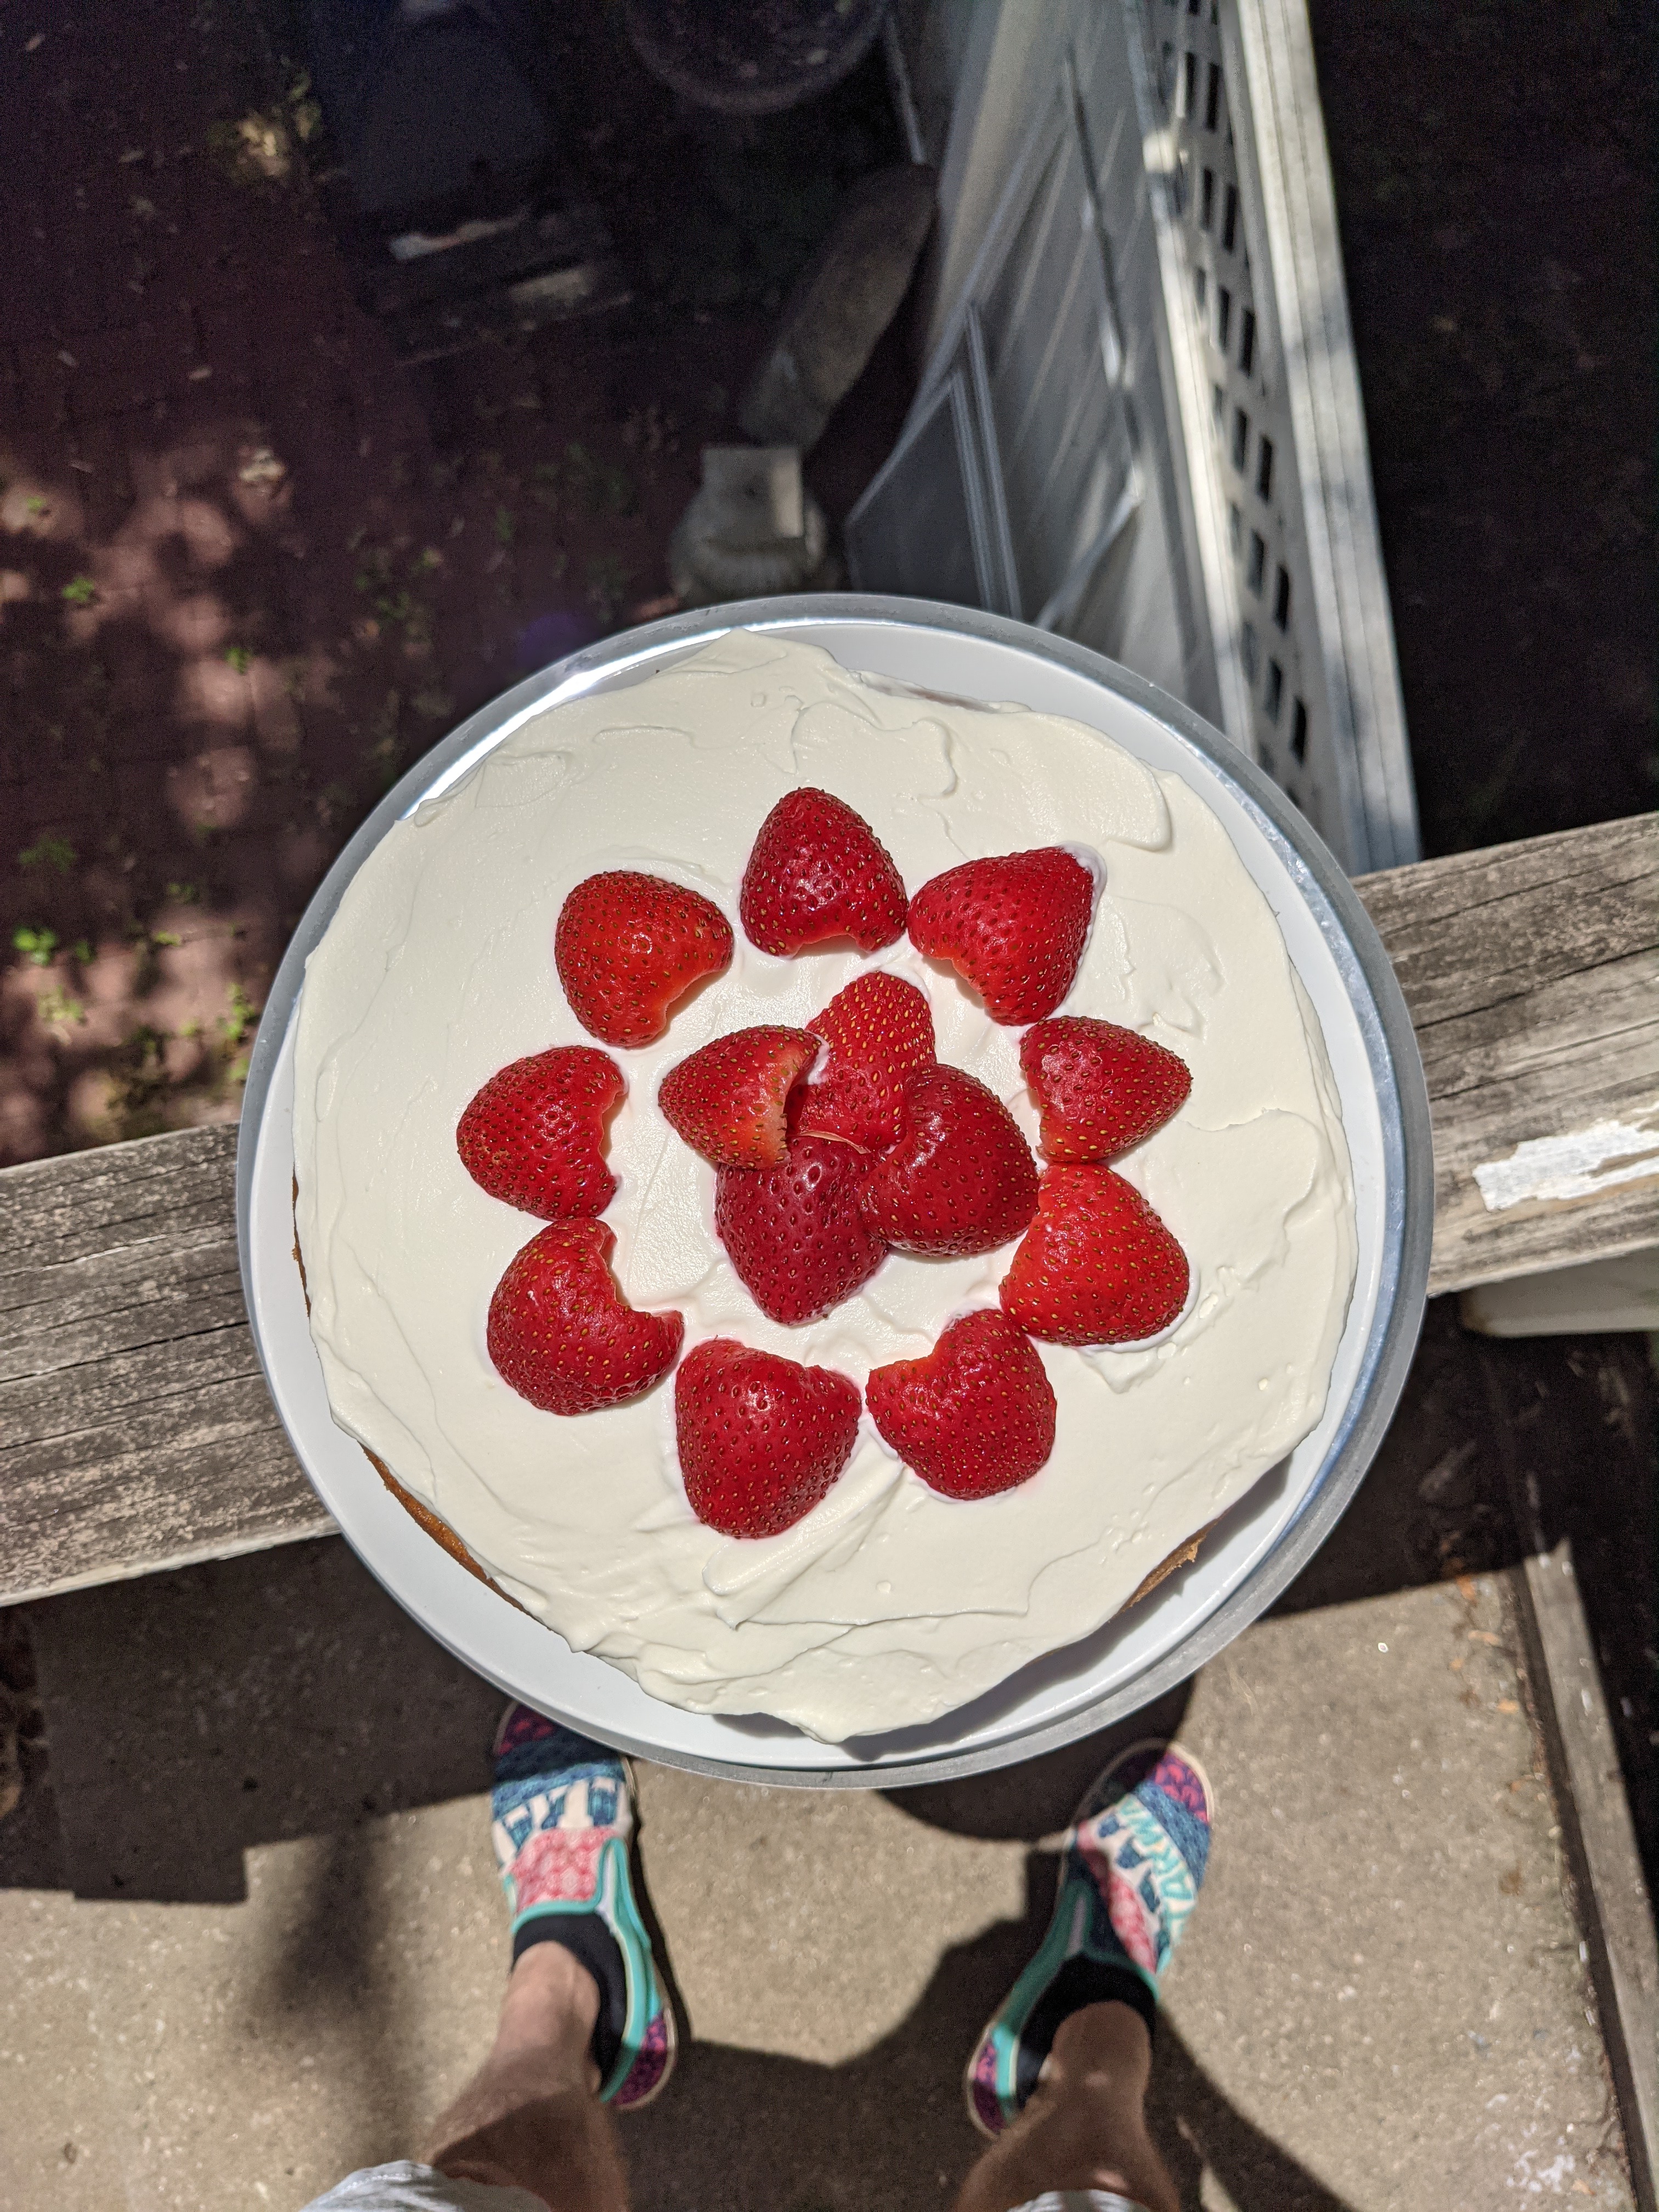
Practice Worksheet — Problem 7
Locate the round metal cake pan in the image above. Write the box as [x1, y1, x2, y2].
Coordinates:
[237, 595, 1434, 1788]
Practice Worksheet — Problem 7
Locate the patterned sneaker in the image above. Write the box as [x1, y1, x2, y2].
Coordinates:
[964, 1739, 1214, 2138]
[490, 1704, 676, 2109]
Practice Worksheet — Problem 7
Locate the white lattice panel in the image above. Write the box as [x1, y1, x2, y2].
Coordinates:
[1158, 10, 1304, 769]
[1126, 0, 1418, 867]
[870, 0, 1420, 873]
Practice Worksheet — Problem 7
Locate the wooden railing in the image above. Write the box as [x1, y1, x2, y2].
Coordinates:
[3, 813, 1655, 1611]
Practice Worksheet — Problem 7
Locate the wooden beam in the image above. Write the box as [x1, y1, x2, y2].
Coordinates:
[0, 814, 1654, 1604]
[0, 1126, 333, 1607]
[1355, 811, 1659, 1295]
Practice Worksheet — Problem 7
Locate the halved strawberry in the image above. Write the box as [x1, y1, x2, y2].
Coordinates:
[866, 1309, 1056, 1500]
[739, 787, 907, 956]
[907, 848, 1095, 1024]
[999, 1165, 1189, 1346]
[675, 1338, 862, 1537]
[659, 1025, 819, 1169]
[457, 1046, 623, 1220]
[795, 972, 935, 1152]
[487, 1220, 684, 1414]
[555, 871, 733, 1048]
[859, 1065, 1038, 1257]
[715, 1135, 885, 1324]
[1020, 1016, 1192, 1163]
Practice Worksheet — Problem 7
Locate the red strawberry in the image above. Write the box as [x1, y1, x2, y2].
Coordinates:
[675, 1338, 862, 1537]
[795, 972, 935, 1151]
[715, 1135, 886, 1324]
[859, 1065, 1038, 1257]
[866, 1309, 1056, 1500]
[907, 848, 1096, 1024]
[457, 1046, 623, 1220]
[739, 788, 907, 956]
[1000, 1166, 1189, 1346]
[659, 1025, 819, 1169]
[488, 1221, 684, 1414]
[1020, 1017, 1192, 1163]
[555, 872, 733, 1048]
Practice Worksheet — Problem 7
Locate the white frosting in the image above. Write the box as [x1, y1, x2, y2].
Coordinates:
[293, 632, 1356, 1742]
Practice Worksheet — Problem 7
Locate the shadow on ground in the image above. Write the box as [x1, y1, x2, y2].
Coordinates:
[9, 1300, 1653, 1899]
[617, 1894, 1351, 2212]
[2, 1299, 1649, 2205]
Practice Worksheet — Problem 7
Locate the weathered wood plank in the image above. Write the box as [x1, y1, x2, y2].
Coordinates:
[1356, 812, 1659, 1295]
[1355, 812, 1656, 1025]
[3, 1381, 329, 1601]
[1, 814, 1655, 1603]
[2, 1244, 252, 1385]
[0, 1126, 332, 1606]
[3, 1120, 246, 1266]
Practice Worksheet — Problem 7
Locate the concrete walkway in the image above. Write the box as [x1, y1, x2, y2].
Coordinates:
[0, 1313, 1635, 2209]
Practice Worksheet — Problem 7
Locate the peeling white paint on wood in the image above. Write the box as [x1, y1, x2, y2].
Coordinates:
[1474, 1104, 1659, 1213]
[1357, 810, 1658, 1292]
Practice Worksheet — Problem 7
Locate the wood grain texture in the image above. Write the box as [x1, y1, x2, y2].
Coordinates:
[2, 815, 1655, 1601]
[0, 1125, 332, 1606]
[1356, 811, 1659, 1294]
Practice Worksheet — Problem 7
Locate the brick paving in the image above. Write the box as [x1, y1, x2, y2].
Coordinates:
[5, 5, 1650, 1169]
[0, 0, 906, 1164]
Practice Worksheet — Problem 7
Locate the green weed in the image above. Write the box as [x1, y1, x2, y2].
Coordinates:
[19, 832, 75, 874]
[37, 983, 86, 1029]
[13, 925, 58, 966]
[221, 980, 261, 1048]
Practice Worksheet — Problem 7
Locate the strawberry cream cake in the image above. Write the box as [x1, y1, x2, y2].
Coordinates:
[292, 628, 1357, 1742]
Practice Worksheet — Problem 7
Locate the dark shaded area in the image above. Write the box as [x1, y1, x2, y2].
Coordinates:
[589, 27, 905, 316]
[1272, 1297, 1527, 1617]
[621, 1886, 1351, 2212]
[1475, 1320, 1659, 1883]
[13, 1539, 500, 1903]
[0, 1605, 63, 1893]
[1310, 0, 1657, 855]
[14, 1301, 1650, 1900]
[281, 0, 906, 318]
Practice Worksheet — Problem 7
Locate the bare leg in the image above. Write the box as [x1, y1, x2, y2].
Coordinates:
[424, 1942, 629, 2212]
[954, 2001, 1178, 2212]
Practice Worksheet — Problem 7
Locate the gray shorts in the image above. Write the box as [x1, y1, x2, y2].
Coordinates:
[302, 2164, 1149, 2212]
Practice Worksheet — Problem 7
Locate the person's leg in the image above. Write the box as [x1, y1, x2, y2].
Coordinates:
[422, 1940, 628, 2212]
[952, 2001, 1175, 2212]
[484, 1705, 675, 2113]
[955, 1741, 1214, 2212]
[409, 1706, 674, 2212]
[300, 1713, 672, 2212]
